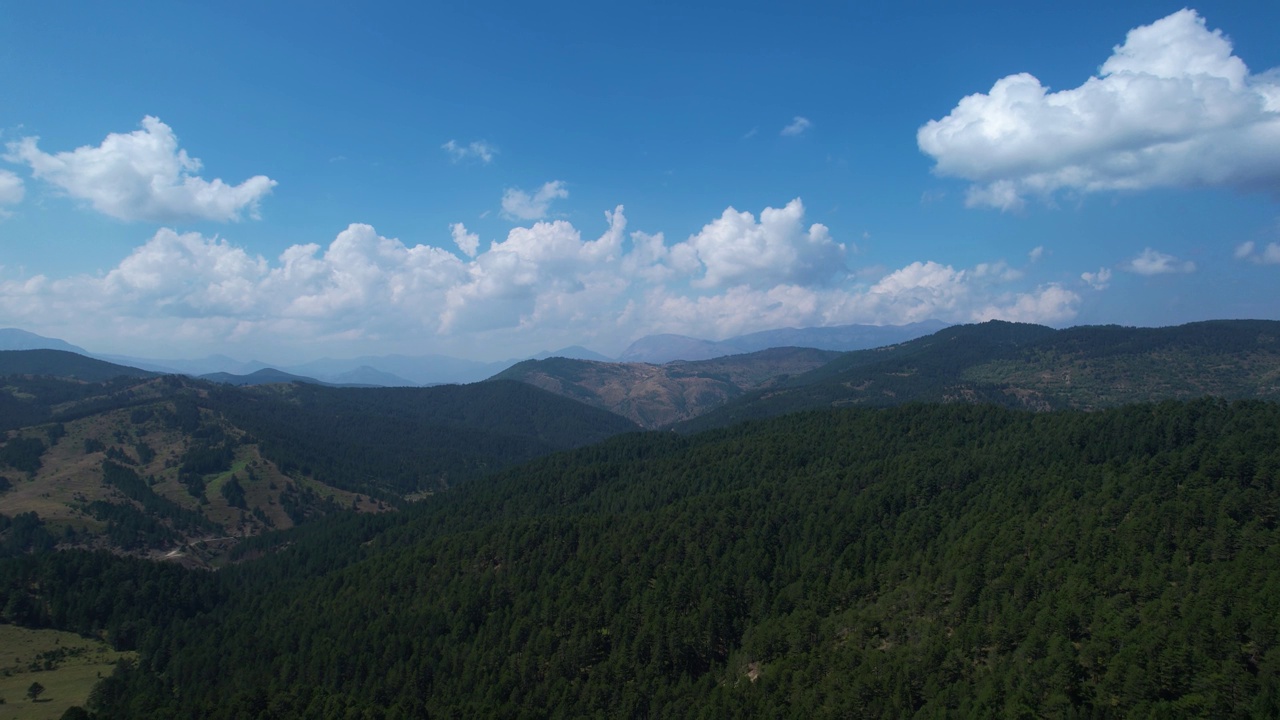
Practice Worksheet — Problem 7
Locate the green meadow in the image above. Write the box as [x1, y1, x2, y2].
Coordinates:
[0, 625, 132, 720]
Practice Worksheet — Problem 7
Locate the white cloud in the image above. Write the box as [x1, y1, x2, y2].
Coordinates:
[1081, 267, 1112, 289]
[973, 260, 1022, 282]
[781, 116, 812, 137]
[442, 139, 497, 164]
[972, 285, 1080, 324]
[919, 9, 1280, 210]
[501, 180, 568, 220]
[1235, 240, 1280, 265]
[1028, 246, 1044, 262]
[0, 198, 1085, 359]
[0, 169, 24, 214]
[1122, 247, 1196, 275]
[671, 198, 847, 288]
[5, 116, 276, 222]
[450, 223, 480, 258]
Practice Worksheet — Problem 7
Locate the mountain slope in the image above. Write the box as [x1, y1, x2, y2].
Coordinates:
[0, 368, 638, 561]
[682, 319, 1280, 431]
[0, 349, 155, 382]
[29, 399, 1280, 717]
[491, 347, 842, 427]
[198, 368, 330, 386]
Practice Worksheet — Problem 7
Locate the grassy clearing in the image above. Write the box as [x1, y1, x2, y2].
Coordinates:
[0, 625, 133, 720]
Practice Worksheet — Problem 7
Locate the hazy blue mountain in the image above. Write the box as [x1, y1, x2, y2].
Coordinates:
[198, 368, 329, 386]
[618, 320, 949, 363]
[530, 345, 614, 362]
[0, 328, 88, 354]
[0, 349, 155, 382]
[328, 366, 418, 387]
[95, 353, 272, 377]
[284, 354, 513, 386]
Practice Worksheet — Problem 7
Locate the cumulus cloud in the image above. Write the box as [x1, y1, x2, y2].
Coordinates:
[501, 180, 568, 220]
[442, 139, 497, 164]
[781, 116, 812, 137]
[0, 198, 1086, 359]
[5, 116, 276, 222]
[1081, 267, 1112, 289]
[918, 9, 1280, 210]
[1235, 240, 1280, 264]
[1122, 247, 1196, 275]
[972, 285, 1081, 324]
[0, 169, 24, 213]
[672, 198, 847, 288]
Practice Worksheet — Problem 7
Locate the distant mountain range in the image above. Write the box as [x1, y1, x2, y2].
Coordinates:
[616, 320, 949, 363]
[0, 322, 950, 386]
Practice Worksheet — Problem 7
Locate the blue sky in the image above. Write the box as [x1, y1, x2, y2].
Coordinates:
[1, 1, 1277, 363]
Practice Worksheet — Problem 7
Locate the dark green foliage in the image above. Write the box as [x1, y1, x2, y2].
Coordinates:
[0, 475, 10, 492]
[0, 512, 57, 557]
[178, 442, 233, 479]
[685, 319, 1280, 431]
[166, 396, 202, 434]
[46, 398, 1280, 717]
[0, 350, 153, 382]
[0, 373, 161, 434]
[0, 550, 228, 649]
[83, 438, 106, 454]
[85, 502, 180, 551]
[220, 476, 247, 509]
[104, 445, 132, 465]
[45, 422, 66, 445]
[99, 460, 213, 537]
[208, 380, 638, 496]
[0, 436, 45, 474]
[133, 440, 156, 465]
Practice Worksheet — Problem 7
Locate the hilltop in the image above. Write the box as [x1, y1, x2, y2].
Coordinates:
[492, 346, 841, 428]
[682, 319, 1280, 430]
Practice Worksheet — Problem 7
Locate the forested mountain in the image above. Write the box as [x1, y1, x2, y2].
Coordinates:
[618, 320, 948, 363]
[198, 368, 331, 386]
[0, 366, 637, 561]
[683, 319, 1280, 431]
[0, 349, 156, 382]
[491, 347, 841, 427]
[3, 399, 1277, 717]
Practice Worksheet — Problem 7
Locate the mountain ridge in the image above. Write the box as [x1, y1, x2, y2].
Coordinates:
[681, 318, 1280, 431]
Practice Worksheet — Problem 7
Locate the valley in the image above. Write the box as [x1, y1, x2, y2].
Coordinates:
[0, 320, 1279, 716]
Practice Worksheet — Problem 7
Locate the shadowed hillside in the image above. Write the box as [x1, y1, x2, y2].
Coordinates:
[0, 364, 637, 562]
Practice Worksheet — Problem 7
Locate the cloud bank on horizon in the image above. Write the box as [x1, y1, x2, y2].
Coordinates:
[0, 197, 1073, 360]
[0, 6, 1276, 362]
